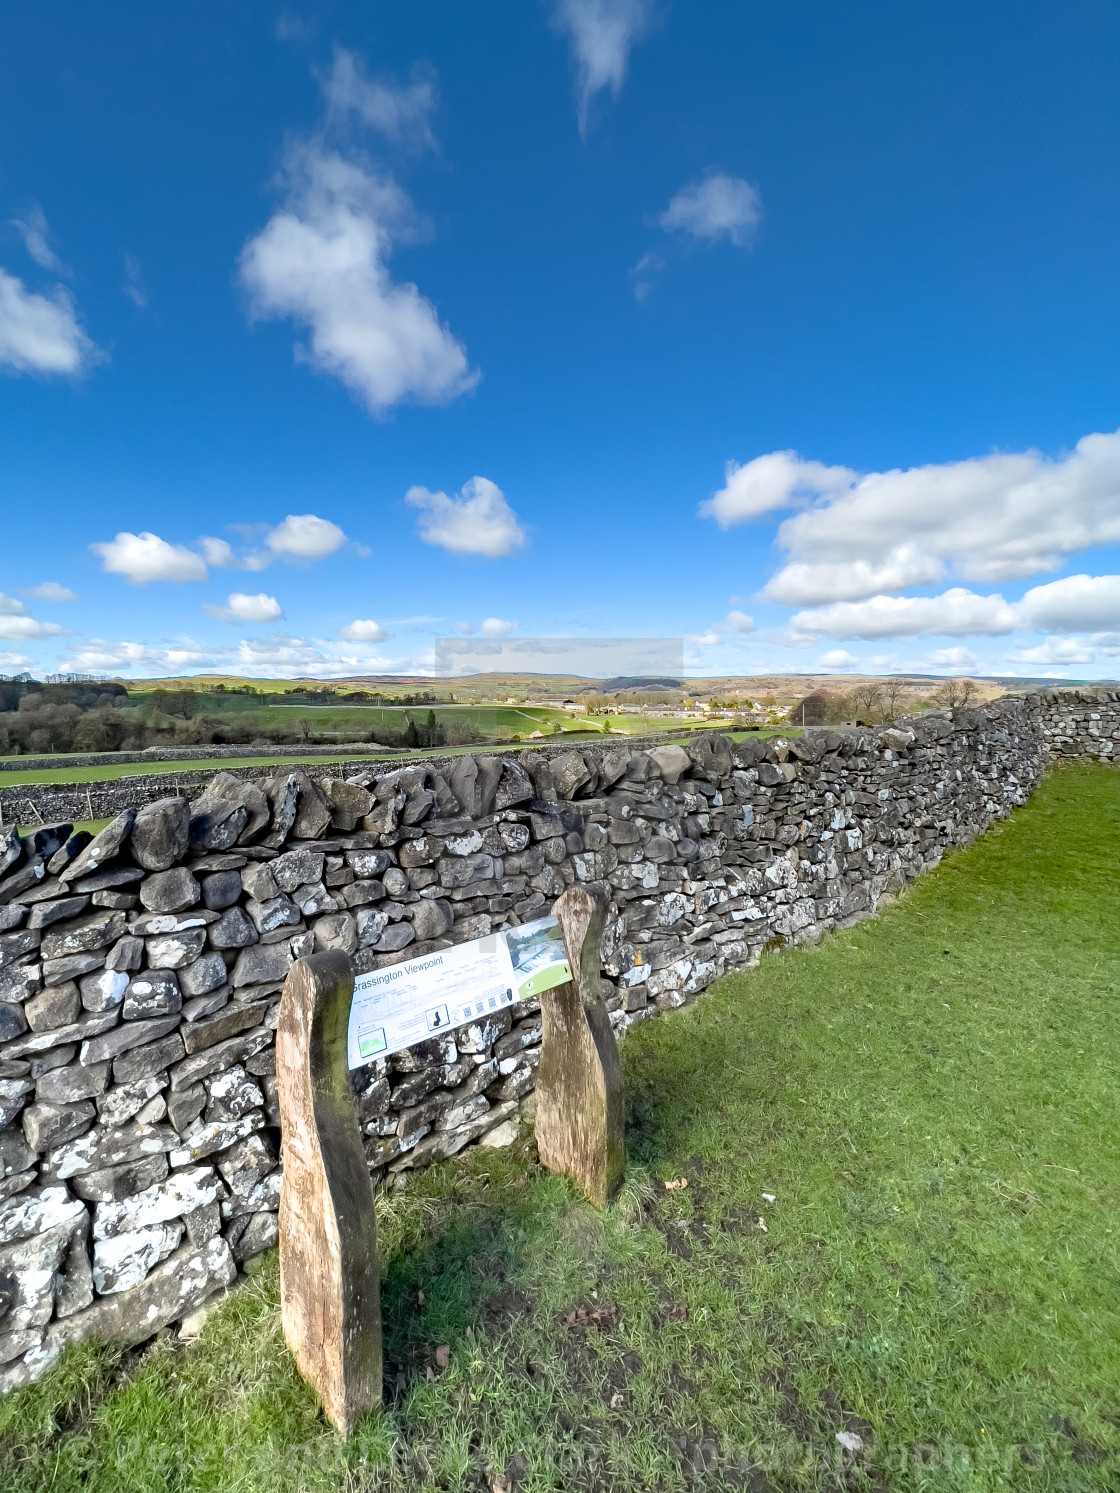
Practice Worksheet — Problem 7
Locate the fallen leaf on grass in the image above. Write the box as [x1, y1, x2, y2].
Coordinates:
[667, 1303, 688, 1321]
[761, 1192, 776, 1203]
[564, 1305, 618, 1329]
[757, 1216, 768, 1232]
[663, 1177, 689, 1191]
[492, 1478, 510, 1493]
[417, 1289, 425, 1307]
[610, 1392, 625, 1408]
[434, 1345, 451, 1369]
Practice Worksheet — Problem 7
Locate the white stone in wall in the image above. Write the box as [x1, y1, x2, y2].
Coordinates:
[93, 1221, 183, 1294]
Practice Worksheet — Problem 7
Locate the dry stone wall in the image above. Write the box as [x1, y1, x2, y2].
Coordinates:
[0, 688, 1116, 1390]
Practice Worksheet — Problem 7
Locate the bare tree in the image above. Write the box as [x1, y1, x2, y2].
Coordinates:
[880, 679, 909, 720]
[933, 678, 979, 709]
[845, 682, 886, 723]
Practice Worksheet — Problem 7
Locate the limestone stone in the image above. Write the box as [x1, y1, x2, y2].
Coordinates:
[139, 867, 200, 914]
[320, 778, 374, 831]
[0, 1077, 31, 1128]
[22, 1099, 96, 1151]
[205, 1065, 264, 1122]
[179, 952, 229, 996]
[0, 1001, 29, 1043]
[231, 1210, 277, 1262]
[25, 981, 81, 1032]
[0, 905, 26, 931]
[26, 896, 90, 931]
[80, 1015, 180, 1066]
[231, 943, 291, 988]
[0, 1133, 35, 1178]
[42, 951, 107, 986]
[146, 928, 207, 969]
[92, 1164, 224, 1240]
[61, 811, 135, 883]
[169, 1026, 271, 1091]
[70, 1152, 169, 1203]
[346, 849, 393, 878]
[169, 1111, 263, 1167]
[54, 1218, 94, 1318]
[112, 1031, 184, 1085]
[201, 871, 241, 910]
[93, 1220, 183, 1294]
[122, 969, 182, 1021]
[95, 1076, 165, 1128]
[182, 1001, 266, 1055]
[4, 1009, 117, 1059]
[40, 909, 127, 962]
[0, 929, 40, 970]
[37, 1237, 236, 1368]
[190, 773, 270, 848]
[105, 936, 144, 972]
[0, 1217, 84, 1331]
[207, 905, 258, 949]
[167, 1085, 207, 1133]
[0, 1185, 86, 1244]
[245, 894, 299, 934]
[130, 798, 191, 871]
[181, 987, 231, 1023]
[36, 1060, 110, 1105]
[313, 912, 358, 954]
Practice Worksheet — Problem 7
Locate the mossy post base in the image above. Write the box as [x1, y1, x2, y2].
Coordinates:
[276, 952, 382, 1437]
[535, 886, 625, 1208]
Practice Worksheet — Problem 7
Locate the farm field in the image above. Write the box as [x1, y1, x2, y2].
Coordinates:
[1, 762, 1117, 1490]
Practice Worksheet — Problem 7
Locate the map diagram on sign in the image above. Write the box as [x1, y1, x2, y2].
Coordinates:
[346, 916, 572, 1069]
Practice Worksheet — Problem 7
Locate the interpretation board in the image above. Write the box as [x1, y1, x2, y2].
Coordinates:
[347, 915, 571, 1069]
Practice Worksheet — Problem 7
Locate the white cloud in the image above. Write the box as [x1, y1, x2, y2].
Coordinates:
[23, 582, 77, 602]
[264, 513, 347, 563]
[239, 142, 476, 415]
[0, 267, 101, 376]
[122, 254, 148, 308]
[690, 629, 724, 648]
[630, 251, 664, 302]
[320, 48, 438, 150]
[11, 206, 64, 272]
[917, 646, 981, 672]
[700, 452, 855, 528]
[1011, 638, 1096, 666]
[789, 588, 1020, 641]
[703, 428, 1120, 607]
[480, 617, 514, 637]
[199, 537, 238, 568]
[552, 0, 655, 132]
[726, 609, 755, 634]
[54, 639, 218, 673]
[203, 592, 285, 625]
[90, 531, 209, 585]
[817, 649, 860, 671]
[406, 476, 527, 558]
[339, 618, 393, 642]
[659, 172, 763, 248]
[0, 599, 64, 640]
[1017, 573, 1120, 633]
[0, 650, 33, 670]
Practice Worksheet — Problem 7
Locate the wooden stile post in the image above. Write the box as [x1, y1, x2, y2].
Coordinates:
[276, 951, 382, 1436]
[535, 885, 625, 1208]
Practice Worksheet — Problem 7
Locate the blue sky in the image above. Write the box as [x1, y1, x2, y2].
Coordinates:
[3, 0, 1120, 681]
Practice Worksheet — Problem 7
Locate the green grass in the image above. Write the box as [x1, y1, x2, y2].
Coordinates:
[2, 762, 1117, 1491]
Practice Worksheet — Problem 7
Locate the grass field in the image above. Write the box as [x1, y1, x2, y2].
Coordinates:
[2, 763, 1116, 1491]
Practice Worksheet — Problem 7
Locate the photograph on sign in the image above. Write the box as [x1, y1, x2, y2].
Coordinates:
[346, 916, 571, 1070]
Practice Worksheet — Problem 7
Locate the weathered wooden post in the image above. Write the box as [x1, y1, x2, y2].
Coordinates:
[276, 951, 382, 1436]
[535, 885, 625, 1208]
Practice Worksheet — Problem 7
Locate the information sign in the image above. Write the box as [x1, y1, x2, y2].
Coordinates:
[346, 915, 572, 1069]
